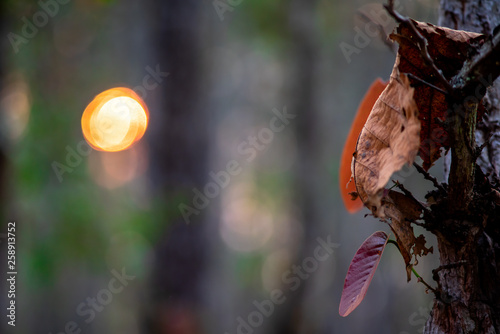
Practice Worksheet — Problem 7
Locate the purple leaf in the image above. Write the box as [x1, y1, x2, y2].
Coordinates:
[339, 231, 389, 317]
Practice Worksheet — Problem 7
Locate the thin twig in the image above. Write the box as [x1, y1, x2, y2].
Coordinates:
[413, 162, 447, 193]
[404, 73, 449, 95]
[452, 24, 500, 96]
[384, 0, 453, 94]
[432, 261, 467, 281]
[475, 131, 493, 160]
[357, 10, 396, 54]
[392, 180, 431, 215]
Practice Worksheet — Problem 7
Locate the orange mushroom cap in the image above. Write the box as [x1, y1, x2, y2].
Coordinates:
[340, 78, 388, 213]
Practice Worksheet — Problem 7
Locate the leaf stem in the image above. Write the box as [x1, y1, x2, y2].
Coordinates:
[387, 239, 400, 249]
[387, 239, 437, 294]
[411, 267, 437, 294]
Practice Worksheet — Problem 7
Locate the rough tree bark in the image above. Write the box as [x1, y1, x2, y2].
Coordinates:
[423, 0, 500, 333]
[440, 0, 500, 182]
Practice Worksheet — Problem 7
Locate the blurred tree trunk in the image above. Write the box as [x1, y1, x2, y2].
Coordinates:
[144, 1, 209, 333]
[270, 0, 322, 332]
[424, 1, 500, 333]
[0, 0, 6, 217]
[0, 1, 9, 332]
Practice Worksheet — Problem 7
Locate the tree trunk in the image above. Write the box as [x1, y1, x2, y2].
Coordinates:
[143, 1, 209, 333]
[0, 3, 8, 333]
[425, 1, 500, 333]
[270, 0, 322, 332]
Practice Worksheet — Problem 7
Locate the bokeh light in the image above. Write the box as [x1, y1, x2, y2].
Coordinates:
[220, 182, 275, 252]
[88, 142, 148, 189]
[81, 87, 148, 152]
[0, 73, 31, 141]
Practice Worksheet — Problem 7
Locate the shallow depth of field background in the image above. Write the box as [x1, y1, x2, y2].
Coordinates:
[0, 0, 442, 333]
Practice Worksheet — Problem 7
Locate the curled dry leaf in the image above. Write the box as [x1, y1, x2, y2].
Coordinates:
[352, 56, 421, 217]
[339, 231, 389, 317]
[390, 20, 487, 170]
[381, 190, 432, 281]
[340, 78, 388, 213]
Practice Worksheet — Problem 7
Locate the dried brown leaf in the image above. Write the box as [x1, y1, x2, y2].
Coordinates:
[390, 20, 487, 170]
[387, 189, 423, 221]
[381, 190, 431, 281]
[353, 57, 421, 216]
[414, 234, 433, 259]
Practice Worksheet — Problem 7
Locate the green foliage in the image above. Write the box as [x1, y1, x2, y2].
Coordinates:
[233, 0, 291, 49]
[235, 253, 264, 288]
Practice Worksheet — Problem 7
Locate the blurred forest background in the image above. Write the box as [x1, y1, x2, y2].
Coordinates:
[0, 0, 443, 333]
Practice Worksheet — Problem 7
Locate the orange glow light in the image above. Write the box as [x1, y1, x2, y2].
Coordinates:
[82, 87, 149, 152]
